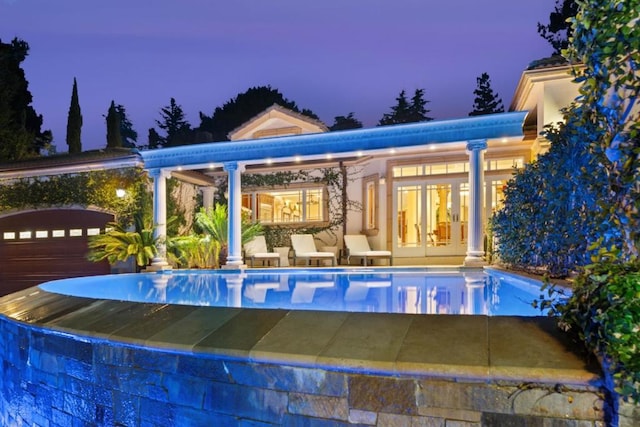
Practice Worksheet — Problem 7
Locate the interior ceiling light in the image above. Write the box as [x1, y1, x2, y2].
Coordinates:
[389, 148, 396, 154]
[294, 156, 301, 162]
[326, 154, 333, 160]
[266, 159, 273, 165]
[356, 151, 363, 157]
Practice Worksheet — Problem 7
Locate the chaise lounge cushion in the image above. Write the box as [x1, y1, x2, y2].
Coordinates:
[344, 234, 392, 265]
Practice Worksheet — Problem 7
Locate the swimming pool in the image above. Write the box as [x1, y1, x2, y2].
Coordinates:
[39, 267, 554, 316]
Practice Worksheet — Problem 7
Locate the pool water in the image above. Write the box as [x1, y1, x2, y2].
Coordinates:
[39, 268, 557, 316]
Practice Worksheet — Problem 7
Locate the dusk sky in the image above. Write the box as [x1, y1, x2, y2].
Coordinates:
[1, 0, 557, 152]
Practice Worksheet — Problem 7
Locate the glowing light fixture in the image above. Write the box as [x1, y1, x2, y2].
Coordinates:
[115, 188, 126, 198]
[389, 148, 396, 154]
[294, 156, 301, 162]
[326, 154, 333, 160]
[356, 151, 364, 157]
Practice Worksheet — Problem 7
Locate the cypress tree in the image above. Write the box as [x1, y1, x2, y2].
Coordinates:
[66, 77, 82, 153]
[106, 100, 122, 148]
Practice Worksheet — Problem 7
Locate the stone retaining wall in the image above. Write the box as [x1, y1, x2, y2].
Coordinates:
[0, 316, 622, 426]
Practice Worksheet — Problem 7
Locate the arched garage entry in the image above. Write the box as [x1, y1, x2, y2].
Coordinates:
[0, 208, 114, 296]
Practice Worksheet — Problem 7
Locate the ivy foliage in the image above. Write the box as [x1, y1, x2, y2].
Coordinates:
[0, 167, 150, 228]
[242, 166, 361, 248]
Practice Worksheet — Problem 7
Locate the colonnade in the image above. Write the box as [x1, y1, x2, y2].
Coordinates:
[146, 139, 488, 270]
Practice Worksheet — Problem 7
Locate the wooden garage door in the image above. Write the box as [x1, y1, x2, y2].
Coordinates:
[0, 208, 114, 296]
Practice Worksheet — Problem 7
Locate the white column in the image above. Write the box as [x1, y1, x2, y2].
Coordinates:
[201, 186, 215, 211]
[148, 168, 171, 270]
[465, 139, 487, 266]
[223, 161, 245, 268]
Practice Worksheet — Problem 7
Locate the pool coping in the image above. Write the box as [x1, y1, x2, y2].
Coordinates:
[0, 268, 602, 389]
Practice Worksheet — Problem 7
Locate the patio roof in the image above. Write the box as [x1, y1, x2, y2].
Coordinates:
[139, 111, 528, 171]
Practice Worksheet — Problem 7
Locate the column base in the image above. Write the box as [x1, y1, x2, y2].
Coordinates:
[464, 253, 487, 267]
[222, 263, 246, 270]
[144, 257, 173, 272]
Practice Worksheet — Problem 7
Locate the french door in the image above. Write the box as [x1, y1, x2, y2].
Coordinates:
[393, 179, 469, 256]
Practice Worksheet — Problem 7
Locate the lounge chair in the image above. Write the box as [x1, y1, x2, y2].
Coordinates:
[344, 234, 393, 266]
[290, 234, 336, 266]
[243, 236, 280, 267]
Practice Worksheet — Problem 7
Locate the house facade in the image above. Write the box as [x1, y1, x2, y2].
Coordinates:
[0, 57, 581, 275]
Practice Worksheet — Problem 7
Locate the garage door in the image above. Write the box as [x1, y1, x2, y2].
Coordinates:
[0, 208, 114, 296]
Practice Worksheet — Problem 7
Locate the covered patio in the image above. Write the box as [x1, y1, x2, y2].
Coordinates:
[138, 111, 527, 269]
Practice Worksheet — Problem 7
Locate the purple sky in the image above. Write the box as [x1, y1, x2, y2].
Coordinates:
[1, 0, 556, 152]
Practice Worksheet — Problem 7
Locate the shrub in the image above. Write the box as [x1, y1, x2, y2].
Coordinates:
[543, 260, 640, 403]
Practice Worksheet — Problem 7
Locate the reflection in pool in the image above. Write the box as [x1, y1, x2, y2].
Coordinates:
[39, 268, 556, 316]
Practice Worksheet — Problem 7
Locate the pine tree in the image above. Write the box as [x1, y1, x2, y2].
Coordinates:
[408, 89, 433, 122]
[469, 73, 504, 116]
[106, 101, 122, 148]
[66, 77, 82, 153]
[154, 97, 191, 147]
[378, 89, 432, 126]
[378, 90, 412, 126]
[329, 113, 363, 131]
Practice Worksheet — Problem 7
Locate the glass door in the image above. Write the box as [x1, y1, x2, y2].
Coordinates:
[393, 179, 468, 257]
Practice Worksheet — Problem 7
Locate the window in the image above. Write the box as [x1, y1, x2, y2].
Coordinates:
[69, 229, 83, 237]
[243, 187, 327, 224]
[35, 230, 48, 238]
[19, 231, 32, 239]
[3, 232, 16, 240]
[362, 174, 379, 234]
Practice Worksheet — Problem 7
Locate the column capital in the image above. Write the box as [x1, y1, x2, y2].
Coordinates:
[466, 139, 487, 152]
[223, 161, 245, 173]
[147, 168, 172, 179]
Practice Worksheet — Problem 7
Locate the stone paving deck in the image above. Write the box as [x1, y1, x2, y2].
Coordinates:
[0, 284, 600, 385]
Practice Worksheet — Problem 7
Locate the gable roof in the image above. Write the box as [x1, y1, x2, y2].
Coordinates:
[227, 104, 329, 141]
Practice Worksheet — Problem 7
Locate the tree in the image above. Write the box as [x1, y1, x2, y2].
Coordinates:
[115, 104, 137, 148]
[106, 101, 122, 149]
[378, 88, 433, 126]
[66, 78, 82, 153]
[153, 97, 191, 148]
[198, 86, 320, 141]
[469, 72, 505, 116]
[537, 0, 578, 54]
[147, 128, 162, 150]
[0, 37, 52, 161]
[329, 113, 363, 131]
